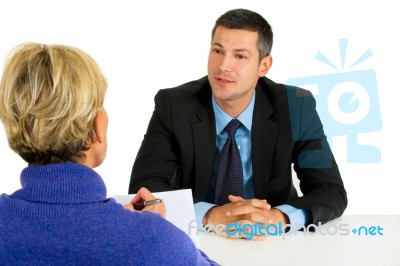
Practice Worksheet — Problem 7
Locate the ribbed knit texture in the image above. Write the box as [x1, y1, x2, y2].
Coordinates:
[0, 163, 217, 265]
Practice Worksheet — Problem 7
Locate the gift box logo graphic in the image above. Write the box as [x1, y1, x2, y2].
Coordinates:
[287, 39, 382, 163]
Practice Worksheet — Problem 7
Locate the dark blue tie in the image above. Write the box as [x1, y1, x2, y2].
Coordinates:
[214, 119, 244, 205]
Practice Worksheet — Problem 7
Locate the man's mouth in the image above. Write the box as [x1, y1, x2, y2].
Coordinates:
[216, 77, 234, 84]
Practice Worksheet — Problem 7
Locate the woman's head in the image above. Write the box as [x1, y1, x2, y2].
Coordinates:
[0, 43, 107, 165]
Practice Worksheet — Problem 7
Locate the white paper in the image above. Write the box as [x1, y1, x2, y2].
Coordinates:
[112, 189, 200, 247]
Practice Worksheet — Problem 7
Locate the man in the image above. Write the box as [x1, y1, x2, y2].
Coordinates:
[129, 9, 347, 238]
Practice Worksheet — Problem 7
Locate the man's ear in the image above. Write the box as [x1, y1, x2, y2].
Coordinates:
[258, 55, 273, 77]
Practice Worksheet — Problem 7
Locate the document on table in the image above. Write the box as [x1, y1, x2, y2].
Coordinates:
[112, 189, 200, 247]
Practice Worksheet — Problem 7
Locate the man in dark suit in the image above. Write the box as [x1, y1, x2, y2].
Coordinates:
[129, 8, 347, 239]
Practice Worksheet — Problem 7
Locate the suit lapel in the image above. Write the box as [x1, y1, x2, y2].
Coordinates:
[190, 78, 279, 200]
[192, 88, 216, 200]
[252, 83, 279, 198]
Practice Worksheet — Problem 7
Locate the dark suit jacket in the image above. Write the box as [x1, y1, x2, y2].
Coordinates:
[129, 76, 347, 225]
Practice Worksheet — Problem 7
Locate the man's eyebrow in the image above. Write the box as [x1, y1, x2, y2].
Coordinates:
[211, 42, 252, 54]
[233, 48, 252, 54]
[211, 42, 224, 48]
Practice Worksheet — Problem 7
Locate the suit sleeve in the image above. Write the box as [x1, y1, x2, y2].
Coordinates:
[286, 86, 348, 225]
[129, 89, 178, 193]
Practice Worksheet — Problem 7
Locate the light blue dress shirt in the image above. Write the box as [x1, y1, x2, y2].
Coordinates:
[194, 91, 308, 228]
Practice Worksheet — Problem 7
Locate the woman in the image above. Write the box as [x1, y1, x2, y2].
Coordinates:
[0, 43, 217, 265]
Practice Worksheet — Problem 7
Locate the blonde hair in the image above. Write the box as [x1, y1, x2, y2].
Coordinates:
[0, 43, 107, 164]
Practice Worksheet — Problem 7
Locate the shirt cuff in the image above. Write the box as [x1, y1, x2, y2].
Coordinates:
[274, 204, 308, 229]
[194, 202, 216, 228]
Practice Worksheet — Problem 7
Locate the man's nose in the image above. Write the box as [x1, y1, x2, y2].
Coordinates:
[219, 55, 233, 72]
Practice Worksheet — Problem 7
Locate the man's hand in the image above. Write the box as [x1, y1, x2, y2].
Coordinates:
[202, 195, 288, 240]
[124, 187, 166, 218]
[204, 195, 271, 226]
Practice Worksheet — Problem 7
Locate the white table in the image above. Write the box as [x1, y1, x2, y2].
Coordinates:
[198, 215, 400, 266]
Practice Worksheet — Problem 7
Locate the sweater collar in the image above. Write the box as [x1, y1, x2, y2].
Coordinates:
[11, 162, 107, 204]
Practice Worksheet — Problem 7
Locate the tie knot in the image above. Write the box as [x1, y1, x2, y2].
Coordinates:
[224, 119, 242, 136]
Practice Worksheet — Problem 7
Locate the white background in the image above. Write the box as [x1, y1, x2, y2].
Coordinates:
[1, 0, 399, 215]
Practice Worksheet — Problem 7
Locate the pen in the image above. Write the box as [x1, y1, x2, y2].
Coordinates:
[133, 198, 163, 209]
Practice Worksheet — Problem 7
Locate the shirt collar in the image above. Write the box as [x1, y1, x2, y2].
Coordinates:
[212, 91, 255, 135]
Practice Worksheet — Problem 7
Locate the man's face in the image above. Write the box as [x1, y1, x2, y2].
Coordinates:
[208, 26, 271, 111]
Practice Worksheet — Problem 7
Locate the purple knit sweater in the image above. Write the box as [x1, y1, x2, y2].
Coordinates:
[0, 163, 218, 265]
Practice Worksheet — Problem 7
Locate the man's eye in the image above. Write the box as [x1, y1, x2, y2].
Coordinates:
[236, 54, 246, 59]
[213, 49, 222, 54]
